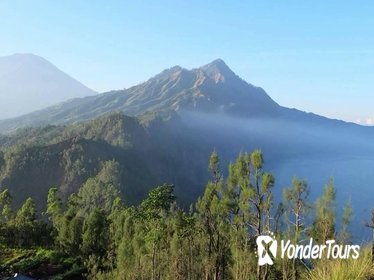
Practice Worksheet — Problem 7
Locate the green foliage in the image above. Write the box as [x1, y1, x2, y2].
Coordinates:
[0, 150, 372, 280]
[0, 189, 13, 223]
[311, 178, 336, 243]
[283, 178, 310, 280]
[77, 160, 121, 216]
[15, 198, 36, 224]
[305, 247, 374, 280]
[59, 112, 138, 148]
[140, 184, 175, 217]
[81, 208, 109, 257]
[0, 189, 12, 206]
[283, 178, 310, 240]
[340, 198, 353, 243]
[46, 187, 63, 223]
[250, 149, 263, 170]
[12, 198, 38, 247]
[55, 193, 83, 253]
[0, 248, 82, 279]
[0, 112, 161, 211]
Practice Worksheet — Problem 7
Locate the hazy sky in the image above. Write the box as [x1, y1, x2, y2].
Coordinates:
[1, 1, 373, 124]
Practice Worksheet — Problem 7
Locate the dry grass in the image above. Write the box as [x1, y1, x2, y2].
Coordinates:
[305, 248, 374, 280]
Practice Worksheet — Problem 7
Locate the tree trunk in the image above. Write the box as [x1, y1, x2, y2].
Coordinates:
[152, 245, 156, 280]
[372, 229, 374, 263]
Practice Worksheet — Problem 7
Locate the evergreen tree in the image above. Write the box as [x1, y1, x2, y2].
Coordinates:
[77, 160, 121, 216]
[81, 208, 109, 265]
[311, 178, 336, 244]
[196, 151, 231, 280]
[57, 193, 83, 253]
[226, 153, 255, 279]
[283, 178, 310, 280]
[249, 150, 275, 280]
[46, 187, 63, 235]
[141, 184, 176, 280]
[169, 209, 197, 280]
[0, 189, 13, 245]
[0, 189, 13, 223]
[365, 210, 374, 263]
[339, 198, 353, 244]
[14, 197, 37, 247]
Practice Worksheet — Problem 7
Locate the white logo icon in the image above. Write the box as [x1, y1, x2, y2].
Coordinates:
[256, 233, 360, 265]
[256, 234, 277, 266]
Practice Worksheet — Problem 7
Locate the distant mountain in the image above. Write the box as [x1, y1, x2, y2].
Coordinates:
[0, 58, 365, 134]
[0, 53, 96, 120]
[0, 59, 285, 132]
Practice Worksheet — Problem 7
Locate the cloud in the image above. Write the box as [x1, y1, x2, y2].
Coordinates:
[355, 118, 374, 126]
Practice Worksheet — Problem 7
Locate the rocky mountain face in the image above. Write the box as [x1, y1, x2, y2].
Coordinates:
[0, 58, 283, 132]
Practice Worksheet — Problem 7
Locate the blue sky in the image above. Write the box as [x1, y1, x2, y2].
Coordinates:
[1, 1, 373, 124]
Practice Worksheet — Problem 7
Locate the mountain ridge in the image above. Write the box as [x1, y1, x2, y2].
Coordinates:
[0, 57, 371, 134]
[0, 58, 280, 132]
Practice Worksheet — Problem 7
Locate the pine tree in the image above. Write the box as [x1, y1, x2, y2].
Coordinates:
[226, 153, 255, 279]
[169, 208, 197, 280]
[0, 189, 13, 223]
[0, 189, 13, 245]
[141, 184, 176, 280]
[283, 178, 310, 280]
[46, 187, 63, 233]
[365, 210, 374, 263]
[81, 208, 110, 278]
[311, 178, 336, 244]
[82, 208, 109, 258]
[115, 208, 139, 279]
[339, 198, 353, 244]
[14, 197, 37, 247]
[248, 150, 275, 280]
[196, 151, 232, 280]
[57, 193, 83, 253]
[77, 160, 121, 216]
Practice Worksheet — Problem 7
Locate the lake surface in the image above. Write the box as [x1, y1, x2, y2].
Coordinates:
[270, 156, 374, 241]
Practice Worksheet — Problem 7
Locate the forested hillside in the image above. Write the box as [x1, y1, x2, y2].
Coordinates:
[1, 151, 373, 279]
[1, 108, 374, 240]
[0, 112, 210, 210]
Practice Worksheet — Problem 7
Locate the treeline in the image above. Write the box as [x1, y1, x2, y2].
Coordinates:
[0, 113, 156, 210]
[0, 151, 373, 279]
[0, 112, 206, 212]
